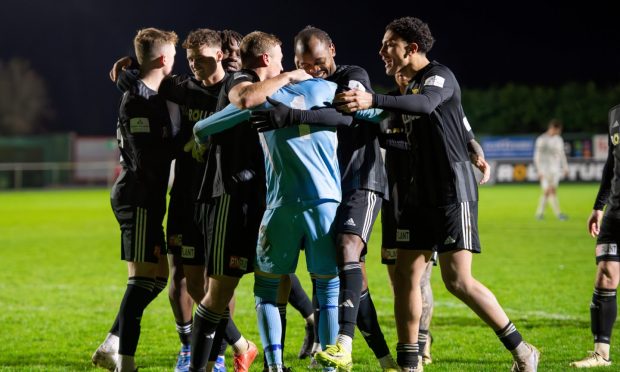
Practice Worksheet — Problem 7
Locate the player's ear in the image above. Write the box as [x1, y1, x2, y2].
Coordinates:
[405, 42, 419, 56]
[329, 43, 336, 57]
[216, 49, 223, 63]
[261, 53, 270, 67]
[156, 55, 166, 67]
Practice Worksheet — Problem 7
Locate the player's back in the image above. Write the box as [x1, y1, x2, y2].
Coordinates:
[258, 79, 341, 209]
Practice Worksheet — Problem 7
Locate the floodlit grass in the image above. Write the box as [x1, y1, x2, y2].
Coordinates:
[0, 184, 615, 371]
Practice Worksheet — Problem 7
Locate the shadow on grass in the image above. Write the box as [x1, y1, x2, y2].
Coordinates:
[432, 315, 589, 329]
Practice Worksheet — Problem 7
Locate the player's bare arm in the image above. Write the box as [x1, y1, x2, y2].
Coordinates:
[588, 209, 604, 238]
[229, 69, 311, 109]
[468, 139, 490, 184]
[109, 56, 133, 82]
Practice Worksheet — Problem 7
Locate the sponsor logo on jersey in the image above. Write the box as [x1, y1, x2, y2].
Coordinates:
[396, 229, 410, 242]
[187, 109, 212, 122]
[344, 218, 356, 227]
[424, 75, 445, 88]
[129, 117, 150, 133]
[229, 256, 248, 271]
[182, 245, 195, 259]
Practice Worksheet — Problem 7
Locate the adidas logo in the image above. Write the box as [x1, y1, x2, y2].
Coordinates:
[444, 236, 456, 244]
[344, 218, 356, 227]
[339, 299, 355, 308]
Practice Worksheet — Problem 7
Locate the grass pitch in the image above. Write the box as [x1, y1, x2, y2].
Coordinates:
[0, 184, 615, 371]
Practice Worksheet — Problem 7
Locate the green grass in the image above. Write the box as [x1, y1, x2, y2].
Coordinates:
[0, 184, 615, 371]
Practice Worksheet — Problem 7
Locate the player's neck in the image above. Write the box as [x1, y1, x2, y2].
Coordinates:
[139, 69, 166, 92]
[202, 66, 226, 87]
[399, 56, 430, 81]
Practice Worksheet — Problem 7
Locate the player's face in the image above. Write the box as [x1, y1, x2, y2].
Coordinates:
[265, 45, 284, 79]
[187, 45, 221, 82]
[294, 38, 336, 79]
[395, 72, 409, 92]
[161, 43, 177, 76]
[379, 30, 409, 76]
[222, 39, 241, 73]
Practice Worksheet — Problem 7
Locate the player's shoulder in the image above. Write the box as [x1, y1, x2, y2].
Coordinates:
[422, 61, 457, 86]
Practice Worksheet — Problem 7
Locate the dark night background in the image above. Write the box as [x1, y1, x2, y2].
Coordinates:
[0, 0, 618, 136]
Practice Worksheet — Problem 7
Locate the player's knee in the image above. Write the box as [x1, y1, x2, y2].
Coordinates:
[186, 277, 205, 303]
[443, 276, 469, 296]
[337, 233, 364, 262]
[596, 262, 620, 288]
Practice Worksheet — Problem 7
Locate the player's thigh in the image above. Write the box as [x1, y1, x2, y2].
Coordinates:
[335, 189, 382, 251]
[302, 201, 339, 276]
[595, 215, 620, 287]
[256, 205, 303, 275]
[205, 194, 258, 278]
[114, 203, 166, 265]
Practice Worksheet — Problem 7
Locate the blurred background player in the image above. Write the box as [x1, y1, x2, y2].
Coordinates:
[570, 104, 620, 368]
[534, 118, 569, 220]
[92, 27, 177, 372]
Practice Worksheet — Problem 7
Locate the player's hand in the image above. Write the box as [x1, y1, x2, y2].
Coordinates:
[334, 90, 373, 113]
[473, 157, 491, 184]
[250, 97, 297, 132]
[109, 56, 133, 82]
[587, 209, 604, 238]
[286, 69, 313, 83]
[183, 137, 207, 162]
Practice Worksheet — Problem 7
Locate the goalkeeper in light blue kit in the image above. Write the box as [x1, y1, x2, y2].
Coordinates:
[194, 76, 382, 371]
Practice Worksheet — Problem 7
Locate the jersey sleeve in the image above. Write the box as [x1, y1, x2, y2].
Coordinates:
[193, 103, 251, 142]
[593, 135, 614, 210]
[340, 66, 375, 94]
[116, 69, 139, 93]
[158, 74, 191, 104]
[119, 96, 165, 177]
[372, 65, 455, 115]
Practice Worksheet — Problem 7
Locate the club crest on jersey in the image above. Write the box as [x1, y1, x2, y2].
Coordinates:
[229, 256, 248, 271]
[129, 117, 150, 133]
[611, 120, 619, 146]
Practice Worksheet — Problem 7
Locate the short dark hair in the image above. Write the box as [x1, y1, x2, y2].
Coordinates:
[182, 28, 221, 49]
[219, 29, 243, 46]
[548, 118, 563, 129]
[386, 17, 435, 54]
[294, 26, 332, 51]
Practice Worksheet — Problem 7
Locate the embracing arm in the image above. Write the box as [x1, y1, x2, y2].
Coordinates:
[193, 104, 251, 143]
[229, 69, 311, 109]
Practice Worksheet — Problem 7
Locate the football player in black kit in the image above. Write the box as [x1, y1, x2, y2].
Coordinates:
[98, 29, 257, 372]
[285, 26, 397, 372]
[570, 104, 620, 369]
[92, 28, 177, 372]
[379, 71, 436, 368]
[335, 17, 539, 372]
